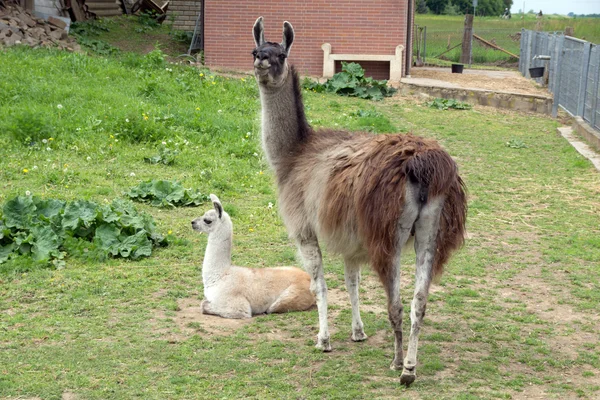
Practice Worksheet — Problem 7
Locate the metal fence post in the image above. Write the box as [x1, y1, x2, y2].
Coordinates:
[577, 42, 592, 117]
[590, 47, 600, 129]
[552, 34, 565, 118]
[519, 28, 525, 75]
[525, 30, 533, 78]
[550, 33, 562, 94]
[423, 26, 427, 65]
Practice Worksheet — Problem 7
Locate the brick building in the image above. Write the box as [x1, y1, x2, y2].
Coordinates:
[170, 0, 415, 79]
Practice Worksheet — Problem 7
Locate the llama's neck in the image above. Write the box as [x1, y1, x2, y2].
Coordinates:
[259, 66, 310, 172]
[202, 229, 232, 287]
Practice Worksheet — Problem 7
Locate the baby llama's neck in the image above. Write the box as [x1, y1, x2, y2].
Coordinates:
[202, 229, 232, 288]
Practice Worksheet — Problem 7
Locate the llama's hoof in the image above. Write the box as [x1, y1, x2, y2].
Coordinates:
[351, 330, 368, 342]
[389, 360, 403, 371]
[315, 336, 332, 352]
[400, 368, 416, 387]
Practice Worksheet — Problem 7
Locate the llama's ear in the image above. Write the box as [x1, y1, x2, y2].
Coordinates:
[253, 16, 266, 47]
[281, 21, 294, 56]
[210, 194, 223, 219]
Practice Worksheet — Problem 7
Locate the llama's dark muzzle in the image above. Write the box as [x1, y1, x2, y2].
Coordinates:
[254, 58, 270, 71]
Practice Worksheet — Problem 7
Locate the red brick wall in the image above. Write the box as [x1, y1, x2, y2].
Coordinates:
[204, 0, 410, 78]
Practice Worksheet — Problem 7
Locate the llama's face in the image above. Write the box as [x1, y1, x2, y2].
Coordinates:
[191, 194, 229, 235]
[252, 42, 289, 87]
[252, 17, 294, 88]
[191, 209, 220, 235]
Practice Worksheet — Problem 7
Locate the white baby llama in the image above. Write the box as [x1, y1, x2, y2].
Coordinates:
[191, 194, 316, 319]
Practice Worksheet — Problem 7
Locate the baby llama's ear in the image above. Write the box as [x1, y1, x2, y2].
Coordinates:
[210, 194, 223, 218]
[253, 16, 266, 47]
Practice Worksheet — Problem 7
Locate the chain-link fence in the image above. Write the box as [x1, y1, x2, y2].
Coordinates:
[520, 29, 600, 131]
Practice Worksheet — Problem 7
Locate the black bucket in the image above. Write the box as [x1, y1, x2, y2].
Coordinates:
[529, 67, 544, 78]
[451, 64, 464, 74]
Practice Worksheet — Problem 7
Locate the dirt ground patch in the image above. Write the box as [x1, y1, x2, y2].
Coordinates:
[150, 298, 253, 342]
[409, 67, 550, 97]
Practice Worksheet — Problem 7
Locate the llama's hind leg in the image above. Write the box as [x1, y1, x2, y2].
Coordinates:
[267, 285, 314, 313]
[378, 196, 419, 372]
[401, 196, 444, 387]
[344, 257, 367, 342]
[378, 226, 413, 372]
[297, 236, 331, 351]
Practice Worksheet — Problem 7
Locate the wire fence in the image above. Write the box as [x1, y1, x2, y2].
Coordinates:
[413, 27, 521, 64]
[520, 29, 600, 131]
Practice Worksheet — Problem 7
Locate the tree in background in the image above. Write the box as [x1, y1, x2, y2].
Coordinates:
[426, 0, 512, 16]
[416, 0, 430, 14]
[425, 0, 448, 15]
[442, 2, 461, 15]
[476, 0, 505, 16]
[453, 0, 474, 14]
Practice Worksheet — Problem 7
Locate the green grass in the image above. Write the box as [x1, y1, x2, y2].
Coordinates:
[70, 15, 190, 59]
[414, 14, 600, 64]
[1, 39, 600, 399]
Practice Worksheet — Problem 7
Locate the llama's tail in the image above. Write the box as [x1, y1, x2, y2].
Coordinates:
[403, 149, 467, 280]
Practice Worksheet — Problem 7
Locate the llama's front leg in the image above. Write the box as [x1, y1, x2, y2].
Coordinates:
[201, 299, 252, 319]
[344, 257, 367, 342]
[401, 197, 443, 387]
[297, 236, 331, 351]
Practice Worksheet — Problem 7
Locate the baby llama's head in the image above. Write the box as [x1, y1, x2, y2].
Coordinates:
[191, 194, 232, 236]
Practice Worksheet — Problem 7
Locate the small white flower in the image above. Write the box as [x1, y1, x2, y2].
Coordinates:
[253, 152, 258, 157]
[25, 191, 31, 196]
[162, 141, 167, 145]
[46, 147, 52, 151]
[57, 104, 63, 109]
[42, 139, 48, 144]
[33, 165, 38, 170]
[267, 202, 273, 209]
[86, 156, 91, 161]
[114, 139, 118, 142]
[126, 118, 130, 123]
[130, 172, 136, 177]
[218, 109, 223, 113]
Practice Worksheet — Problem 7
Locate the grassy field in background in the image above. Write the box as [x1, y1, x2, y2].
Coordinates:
[1, 26, 600, 400]
[414, 14, 600, 65]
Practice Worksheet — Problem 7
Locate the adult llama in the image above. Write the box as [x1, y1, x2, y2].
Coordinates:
[252, 17, 467, 386]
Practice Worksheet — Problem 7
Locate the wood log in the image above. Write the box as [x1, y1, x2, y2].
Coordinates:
[473, 33, 519, 59]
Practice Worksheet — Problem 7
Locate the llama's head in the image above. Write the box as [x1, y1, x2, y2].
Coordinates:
[191, 194, 232, 237]
[252, 16, 294, 88]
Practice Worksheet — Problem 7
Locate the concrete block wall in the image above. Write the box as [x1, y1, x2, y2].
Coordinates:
[170, 0, 201, 32]
[203, 0, 410, 79]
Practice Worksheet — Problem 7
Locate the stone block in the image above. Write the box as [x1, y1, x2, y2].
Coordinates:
[48, 16, 67, 30]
